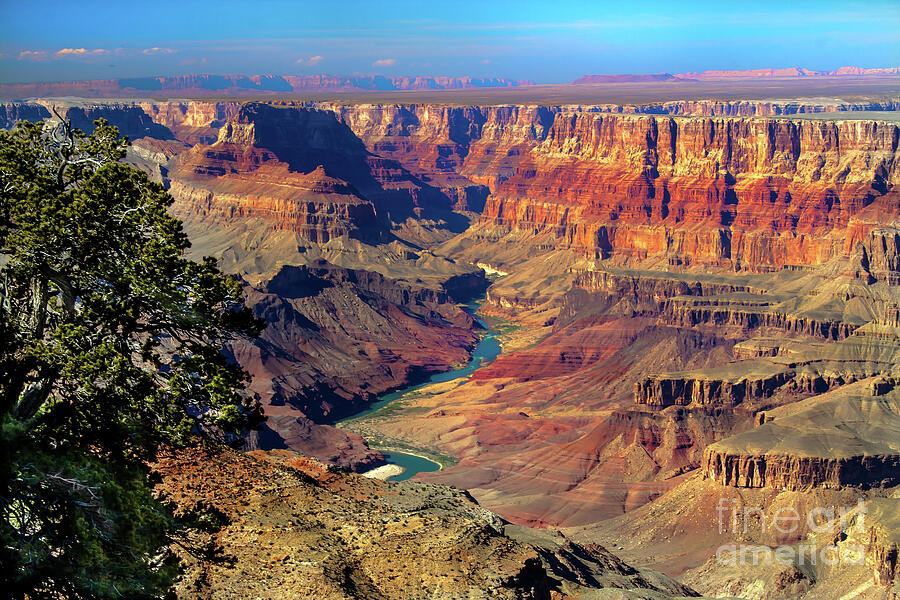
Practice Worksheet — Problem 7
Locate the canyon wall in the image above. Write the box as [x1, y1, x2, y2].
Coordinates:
[698, 379, 900, 491]
[8, 98, 898, 273]
[314, 102, 900, 271]
[479, 113, 899, 269]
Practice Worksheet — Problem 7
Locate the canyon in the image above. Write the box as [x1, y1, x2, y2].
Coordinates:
[4, 82, 900, 597]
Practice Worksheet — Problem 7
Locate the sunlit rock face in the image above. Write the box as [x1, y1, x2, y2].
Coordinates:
[477, 113, 899, 270]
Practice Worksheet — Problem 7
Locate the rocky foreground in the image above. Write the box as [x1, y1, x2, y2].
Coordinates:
[154, 445, 697, 599]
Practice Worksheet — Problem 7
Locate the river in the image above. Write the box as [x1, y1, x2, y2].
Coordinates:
[340, 297, 502, 481]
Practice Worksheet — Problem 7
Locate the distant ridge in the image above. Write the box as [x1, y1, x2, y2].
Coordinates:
[573, 73, 678, 84]
[572, 66, 900, 84]
[3, 66, 898, 100]
[0, 74, 534, 99]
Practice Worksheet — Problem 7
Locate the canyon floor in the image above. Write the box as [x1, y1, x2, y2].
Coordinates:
[5, 79, 900, 597]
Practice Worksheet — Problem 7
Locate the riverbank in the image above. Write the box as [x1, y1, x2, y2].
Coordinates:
[359, 449, 445, 481]
[338, 293, 503, 480]
[360, 463, 405, 480]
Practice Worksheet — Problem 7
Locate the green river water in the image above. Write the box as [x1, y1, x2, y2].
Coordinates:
[341, 297, 502, 481]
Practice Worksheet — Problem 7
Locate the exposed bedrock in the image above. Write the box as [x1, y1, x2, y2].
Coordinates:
[139, 100, 243, 144]
[155, 446, 698, 599]
[702, 450, 900, 490]
[478, 113, 900, 269]
[374, 314, 744, 526]
[634, 332, 900, 411]
[0, 102, 51, 128]
[859, 226, 900, 284]
[699, 381, 900, 490]
[635, 366, 795, 408]
[5, 99, 899, 270]
[32, 99, 176, 140]
[867, 499, 900, 589]
[569, 268, 766, 315]
[168, 168, 380, 244]
[613, 98, 900, 117]
[166, 102, 478, 232]
[323, 104, 900, 272]
[324, 104, 555, 185]
[661, 296, 859, 340]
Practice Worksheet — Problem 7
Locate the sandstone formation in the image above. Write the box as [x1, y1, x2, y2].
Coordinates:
[9, 98, 900, 272]
[0, 102, 50, 128]
[700, 380, 900, 490]
[569, 470, 900, 597]
[352, 236, 900, 527]
[230, 261, 485, 470]
[5, 95, 900, 598]
[477, 113, 900, 270]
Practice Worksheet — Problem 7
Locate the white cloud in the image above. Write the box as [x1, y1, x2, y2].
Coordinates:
[296, 55, 324, 66]
[54, 48, 110, 59]
[18, 50, 48, 61]
[142, 47, 177, 55]
[372, 58, 396, 67]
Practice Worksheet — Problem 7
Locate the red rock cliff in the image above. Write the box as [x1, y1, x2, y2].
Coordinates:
[478, 113, 900, 269]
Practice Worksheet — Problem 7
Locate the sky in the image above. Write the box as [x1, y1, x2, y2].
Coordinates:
[1, 0, 898, 84]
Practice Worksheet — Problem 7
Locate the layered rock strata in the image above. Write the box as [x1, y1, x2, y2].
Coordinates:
[5, 99, 899, 274]
[478, 114, 900, 270]
[700, 380, 900, 490]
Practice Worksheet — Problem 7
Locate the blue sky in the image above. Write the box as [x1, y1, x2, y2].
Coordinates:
[1, 0, 898, 83]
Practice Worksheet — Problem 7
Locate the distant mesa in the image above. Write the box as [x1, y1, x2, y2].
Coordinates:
[572, 65, 900, 84]
[572, 73, 680, 84]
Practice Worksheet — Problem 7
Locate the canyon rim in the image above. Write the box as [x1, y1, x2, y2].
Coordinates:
[3, 1, 900, 598]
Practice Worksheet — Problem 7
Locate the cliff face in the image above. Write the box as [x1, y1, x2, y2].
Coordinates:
[138, 101, 242, 144]
[168, 116, 382, 243]
[5, 99, 898, 270]
[233, 262, 483, 470]
[660, 296, 861, 340]
[698, 381, 900, 490]
[320, 103, 900, 270]
[479, 113, 900, 269]
[701, 449, 900, 489]
[0, 102, 50, 128]
[165, 103, 480, 236]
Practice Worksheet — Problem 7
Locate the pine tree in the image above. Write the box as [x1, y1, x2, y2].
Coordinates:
[0, 118, 263, 598]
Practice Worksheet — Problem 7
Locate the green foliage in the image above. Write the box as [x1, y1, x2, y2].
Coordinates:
[0, 118, 264, 598]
